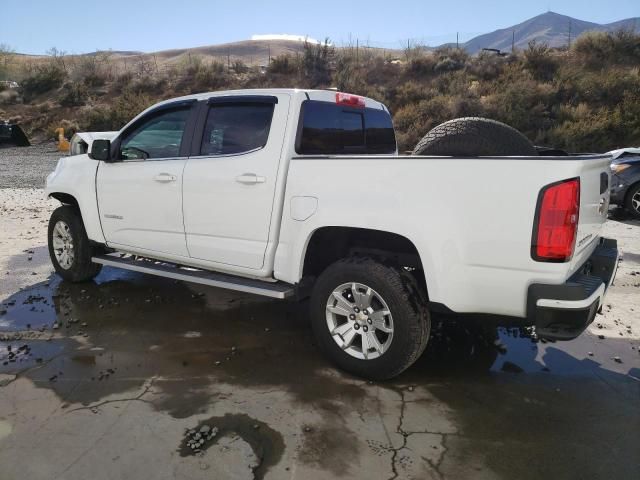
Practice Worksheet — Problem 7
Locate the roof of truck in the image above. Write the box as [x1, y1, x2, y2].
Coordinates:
[118, 89, 389, 136]
[150, 88, 387, 111]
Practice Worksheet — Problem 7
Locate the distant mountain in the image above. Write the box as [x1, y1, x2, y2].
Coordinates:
[463, 11, 640, 54]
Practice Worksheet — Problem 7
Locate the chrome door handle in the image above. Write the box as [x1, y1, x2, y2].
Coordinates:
[154, 173, 176, 183]
[236, 173, 266, 185]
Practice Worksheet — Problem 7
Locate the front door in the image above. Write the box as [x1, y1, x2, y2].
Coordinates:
[182, 95, 290, 269]
[96, 105, 194, 258]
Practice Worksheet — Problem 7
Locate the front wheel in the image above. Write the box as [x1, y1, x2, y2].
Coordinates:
[48, 205, 102, 282]
[310, 257, 430, 380]
[625, 183, 640, 220]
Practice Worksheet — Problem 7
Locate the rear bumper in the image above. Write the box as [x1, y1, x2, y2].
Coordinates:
[527, 238, 619, 340]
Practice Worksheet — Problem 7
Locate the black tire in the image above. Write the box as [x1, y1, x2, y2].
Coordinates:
[412, 117, 538, 157]
[310, 257, 430, 380]
[624, 183, 640, 219]
[48, 205, 102, 282]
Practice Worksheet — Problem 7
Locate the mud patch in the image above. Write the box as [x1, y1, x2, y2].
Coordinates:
[179, 413, 284, 480]
[297, 423, 360, 477]
[0, 419, 12, 441]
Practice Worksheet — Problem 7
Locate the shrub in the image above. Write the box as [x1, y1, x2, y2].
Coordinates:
[573, 29, 640, 67]
[406, 55, 436, 76]
[393, 96, 453, 151]
[467, 52, 507, 80]
[113, 72, 134, 93]
[175, 59, 229, 93]
[433, 47, 469, 73]
[392, 81, 432, 110]
[21, 64, 66, 99]
[301, 39, 335, 87]
[0, 89, 19, 105]
[59, 82, 89, 107]
[268, 55, 298, 75]
[232, 60, 248, 74]
[523, 41, 558, 81]
[82, 89, 152, 131]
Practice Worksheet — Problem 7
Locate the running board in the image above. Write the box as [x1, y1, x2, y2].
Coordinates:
[91, 254, 295, 299]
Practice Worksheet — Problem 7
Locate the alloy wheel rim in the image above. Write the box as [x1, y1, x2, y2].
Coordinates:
[632, 190, 640, 213]
[325, 282, 394, 360]
[52, 220, 74, 270]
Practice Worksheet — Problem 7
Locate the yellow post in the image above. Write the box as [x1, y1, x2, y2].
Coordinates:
[55, 127, 70, 152]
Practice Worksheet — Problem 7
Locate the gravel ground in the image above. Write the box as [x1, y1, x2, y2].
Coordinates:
[0, 144, 61, 188]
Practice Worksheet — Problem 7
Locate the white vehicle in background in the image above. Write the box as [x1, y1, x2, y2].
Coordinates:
[69, 131, 117, 156]
[44, 88, 619, 379]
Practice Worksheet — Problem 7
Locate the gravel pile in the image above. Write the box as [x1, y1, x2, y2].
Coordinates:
[0, 144, 62, 188]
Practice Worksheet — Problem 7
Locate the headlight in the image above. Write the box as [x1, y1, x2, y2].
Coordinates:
[610, 163, 631, 174]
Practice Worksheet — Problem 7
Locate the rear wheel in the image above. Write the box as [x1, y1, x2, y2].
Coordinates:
[625, 183, 640, 219]
[310, 257, 430, 380]
[48, 206, 102, 282]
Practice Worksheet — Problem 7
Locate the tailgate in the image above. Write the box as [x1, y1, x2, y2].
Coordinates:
[569, 155, 613, 273]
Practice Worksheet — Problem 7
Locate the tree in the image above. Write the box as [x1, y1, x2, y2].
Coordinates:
[301, 38, 335, 87]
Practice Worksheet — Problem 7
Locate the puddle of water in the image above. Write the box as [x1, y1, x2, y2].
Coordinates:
[0, 267, 638, 479]
[179, 413, 284, 480]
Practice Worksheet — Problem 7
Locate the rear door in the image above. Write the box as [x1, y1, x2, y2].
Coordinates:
[97, 102, 196, 258]
[182, 94, 290, 270]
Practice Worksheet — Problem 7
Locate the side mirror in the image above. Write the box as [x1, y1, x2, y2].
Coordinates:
[89, 139, 112, 161]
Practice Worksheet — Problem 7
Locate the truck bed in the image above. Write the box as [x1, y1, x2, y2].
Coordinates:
[276, 153, 612, 318]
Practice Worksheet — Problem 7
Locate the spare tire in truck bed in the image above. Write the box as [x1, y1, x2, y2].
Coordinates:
[412, 117, 537, 156]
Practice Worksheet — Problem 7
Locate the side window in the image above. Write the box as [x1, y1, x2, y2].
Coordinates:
[297, 100, 396, 154]
[297, 101, 364, 154]
[120, 107, 190, 160]
[365, 108, 396, 153]
[200, 103, 274, 156]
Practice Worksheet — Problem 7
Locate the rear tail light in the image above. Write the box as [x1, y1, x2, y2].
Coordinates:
[531, 178, 580, 262]
[336, 92, 365, 108]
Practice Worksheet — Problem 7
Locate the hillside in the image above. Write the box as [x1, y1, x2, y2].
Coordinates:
[1, 27, 639, 154]
[463, 11, 640, 53]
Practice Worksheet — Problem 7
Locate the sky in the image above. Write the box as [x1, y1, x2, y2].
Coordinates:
[1, 0, 638, 54]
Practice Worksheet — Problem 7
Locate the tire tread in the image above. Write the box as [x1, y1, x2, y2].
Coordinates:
[48, 205, 102, 282]
[310, 256, 430, 380]
[412, 117, 537, 157]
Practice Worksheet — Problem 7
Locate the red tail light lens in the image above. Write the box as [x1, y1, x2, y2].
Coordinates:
[532, 178, 580, 262]
[336, 92, 365, 108]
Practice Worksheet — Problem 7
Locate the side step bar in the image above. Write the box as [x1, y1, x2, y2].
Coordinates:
[91, 254, 296, 299]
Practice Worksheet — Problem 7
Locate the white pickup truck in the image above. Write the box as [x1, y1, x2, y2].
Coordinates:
[45, 88, 619, 379]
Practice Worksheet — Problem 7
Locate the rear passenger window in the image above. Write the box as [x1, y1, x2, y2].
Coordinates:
[200, 103, 274, 155]
[297, 100, 396, 154]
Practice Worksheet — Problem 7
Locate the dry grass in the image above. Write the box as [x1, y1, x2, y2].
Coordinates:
[1, 33, 639, 152]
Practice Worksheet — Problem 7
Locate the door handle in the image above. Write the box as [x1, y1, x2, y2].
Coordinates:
[236, 173, 266, 185]
[154, 173, 177, 183]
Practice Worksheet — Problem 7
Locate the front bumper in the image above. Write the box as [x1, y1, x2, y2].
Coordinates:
[527, 238, 619, 340]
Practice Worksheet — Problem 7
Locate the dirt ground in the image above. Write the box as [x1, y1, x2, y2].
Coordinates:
[0, 150, 639, 479]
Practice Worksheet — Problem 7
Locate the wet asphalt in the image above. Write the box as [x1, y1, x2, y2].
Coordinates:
[1, 264, 638, 479]
[0, 147, 638, 479]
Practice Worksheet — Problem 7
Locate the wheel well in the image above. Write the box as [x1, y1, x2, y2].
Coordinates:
[49, 192, 80, 210]
[624, 181, 640, 204]
[303, 227, 426, 290]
